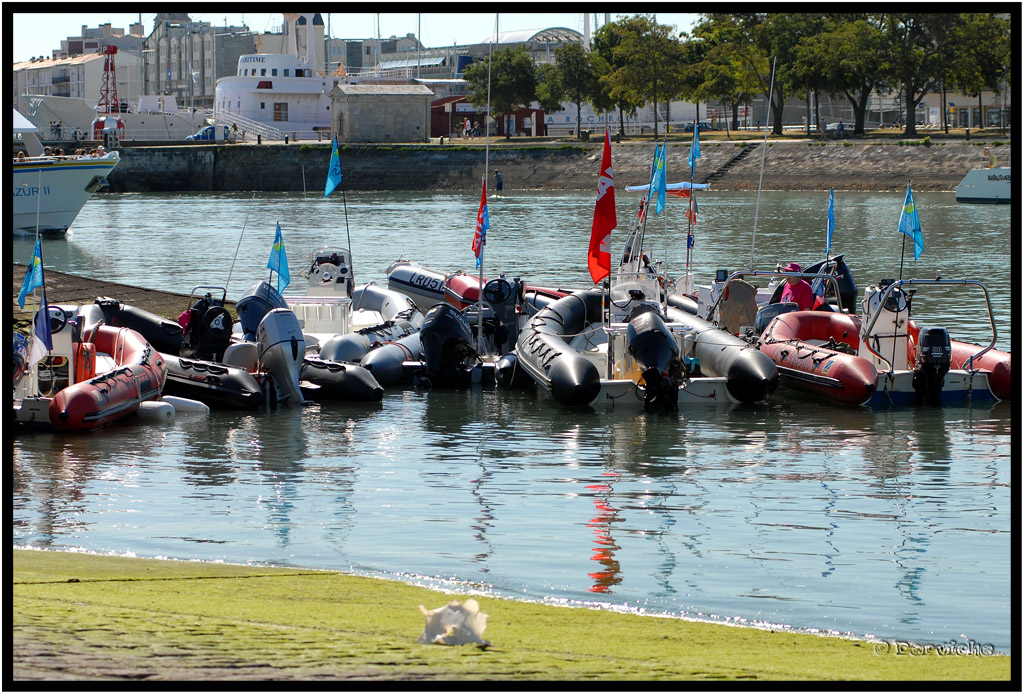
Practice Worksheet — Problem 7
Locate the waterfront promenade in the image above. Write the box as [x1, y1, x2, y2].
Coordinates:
[97, 135, 1011, 194]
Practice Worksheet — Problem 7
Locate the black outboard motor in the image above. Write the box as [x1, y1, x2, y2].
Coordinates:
[626, 310, 683, 412]
[418, 303, 477, 388]
[236, 280, 288, 341]
[913, 326, 952, 406]
[804, 254, 858, 311]
[180, 293, 233, 362]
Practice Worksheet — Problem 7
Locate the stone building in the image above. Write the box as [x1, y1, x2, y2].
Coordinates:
[328, 84, 433, 143]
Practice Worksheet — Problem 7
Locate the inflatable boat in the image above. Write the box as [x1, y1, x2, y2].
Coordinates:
[757, 278, 1009, 406]
[98, 287, 310, 408]
[515, 283, 777, 411]
[14, 303, 167, 431]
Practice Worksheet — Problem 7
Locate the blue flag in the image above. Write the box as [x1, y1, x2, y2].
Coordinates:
[18, 238, 44, 309]
[825, 187, 835, 257]
[654, 144, 667, 215]
[267, 223, 290, 293]
[29, 289, 53, 369]
[688, 122, 701, 172]
[898, 184, 924, 260]
[324, 136, 342, 197]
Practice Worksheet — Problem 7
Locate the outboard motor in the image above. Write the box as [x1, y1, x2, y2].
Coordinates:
[805, 254, 857, 311]
[418, 303, 477, 388]
[483, 276, 521, 351]
[626, 310, 683, 412]
[180, 294, 233, 362]
[913, 326, 952, 405]
[256, 308, 306, 405]
[13, 332, 29, 387]
[237, 280, 289, 341]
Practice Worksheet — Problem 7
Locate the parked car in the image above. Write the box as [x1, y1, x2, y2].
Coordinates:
[683, 121, 715, 133]
[186, 125, 233, 142]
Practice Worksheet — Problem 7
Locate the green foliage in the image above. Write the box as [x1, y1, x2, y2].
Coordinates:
[463, 46, 538, 140]
[601, 14, 686, 138]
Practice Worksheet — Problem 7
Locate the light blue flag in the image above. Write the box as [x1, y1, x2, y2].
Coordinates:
[18, 238, 44, 309]
[688, 122, 701, 172]
[324, 136, 342, 197]
[898, 184, 924, 260]
[825, 187, 835, 257]
[654, 144, 667, 215]
[267, 223, 291, 293]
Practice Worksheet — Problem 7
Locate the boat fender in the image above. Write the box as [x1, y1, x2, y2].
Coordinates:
[137, 400, 176, 423]
[75, 342, 97, 383]
[160, 395, 210, 414]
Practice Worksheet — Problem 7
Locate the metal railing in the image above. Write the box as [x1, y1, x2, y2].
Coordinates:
[212, 110, 282, 141]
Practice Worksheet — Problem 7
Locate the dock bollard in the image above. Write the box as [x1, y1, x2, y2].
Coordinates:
[257, 134, 262, 145]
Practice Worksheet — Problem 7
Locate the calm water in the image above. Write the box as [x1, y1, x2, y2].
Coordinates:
[12, 189, 1013, 652]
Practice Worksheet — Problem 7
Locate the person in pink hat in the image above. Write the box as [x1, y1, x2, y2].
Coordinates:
[781, 262, 814, 310]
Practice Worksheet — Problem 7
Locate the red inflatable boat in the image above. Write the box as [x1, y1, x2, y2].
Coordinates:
[47, 325, 167, 431]
[757, 311, 878, 405]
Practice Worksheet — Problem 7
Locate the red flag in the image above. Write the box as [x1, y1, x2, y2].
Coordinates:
[473, 178, 489, 266]
[686, 196, 699, 226]
[588, 131, 616, 283]
[667, 189, 691, 199]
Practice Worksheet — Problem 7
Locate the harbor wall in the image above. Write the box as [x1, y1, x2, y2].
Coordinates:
[103, 140, 1012, 194]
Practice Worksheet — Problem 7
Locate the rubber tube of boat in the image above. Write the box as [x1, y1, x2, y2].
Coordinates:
[547, 354, 601, 407]
[360, 332, 422, 386]
[299, 358, 384, 402]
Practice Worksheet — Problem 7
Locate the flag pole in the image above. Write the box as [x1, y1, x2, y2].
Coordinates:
[477, 13, 497, 356]
[898, 179, 910, 282]
[341, 188, 354, 287]
[225, 192, 257, 295]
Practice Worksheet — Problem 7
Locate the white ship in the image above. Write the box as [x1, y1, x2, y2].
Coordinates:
[13, 109, 120, 235]
[955, 167, 1010, 204]
[215, 13, 334, 140]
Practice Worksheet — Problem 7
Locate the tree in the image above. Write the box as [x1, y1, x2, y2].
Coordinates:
[946, 13, 1011, 131]
[463, 46, 537, 140]
[602, 14, 686, 139]
[815, 16, 887, 135]
[551, 42, 601, 139]
[686, 16, 762, 135]
[592, 20, 644, 138]
[880, 13, 944, 137]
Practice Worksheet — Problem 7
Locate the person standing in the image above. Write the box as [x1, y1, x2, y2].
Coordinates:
[494, 169, 503, 193]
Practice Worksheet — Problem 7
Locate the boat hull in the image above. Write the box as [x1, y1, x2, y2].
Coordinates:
[48, 326, 166, 431]
[955, 167, 1010, 204]
[758, 311, 878, 405]
[300, 358, 383, 402]
[13, 154, 120, 234]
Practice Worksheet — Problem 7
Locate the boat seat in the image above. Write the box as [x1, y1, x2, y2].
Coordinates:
[719, 279, 758, 335]
[222, 341, 259, 373]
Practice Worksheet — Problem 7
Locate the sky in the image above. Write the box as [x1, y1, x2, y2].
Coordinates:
[12, 11, 699, 63]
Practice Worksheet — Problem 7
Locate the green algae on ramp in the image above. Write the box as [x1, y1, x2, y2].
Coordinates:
[12, 549, 1011, 682]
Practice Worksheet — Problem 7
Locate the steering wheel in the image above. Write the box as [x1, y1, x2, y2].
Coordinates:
[310, 262, 339, 286]
[202, 306, 233, 341]
[47, 306, 69, 334]
[484, 278, 513, 305]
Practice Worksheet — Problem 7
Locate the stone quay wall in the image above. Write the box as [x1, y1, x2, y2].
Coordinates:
[103, 140, 1012, 194]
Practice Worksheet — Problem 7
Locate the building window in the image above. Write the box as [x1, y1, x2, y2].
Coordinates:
[273, 103, 288, 121]
[272, 68, 277, 76]
[260, 102, 265, 109]
[260, 68, 266, 76]
[283, 69, 289, 76]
